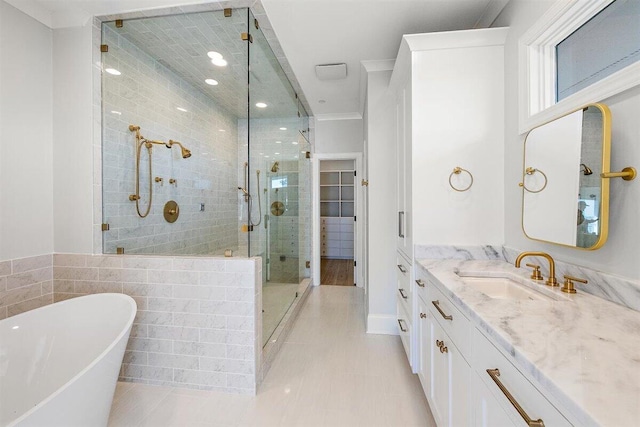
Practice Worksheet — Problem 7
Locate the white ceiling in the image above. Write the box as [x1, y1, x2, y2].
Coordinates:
[261, 0, 508, 119]
[9, 0, 508, 118]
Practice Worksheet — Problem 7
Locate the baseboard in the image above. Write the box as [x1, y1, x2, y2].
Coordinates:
[366, 314, 399, 335]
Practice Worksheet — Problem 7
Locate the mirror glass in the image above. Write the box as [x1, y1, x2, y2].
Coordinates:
[521, 103, 611, 249]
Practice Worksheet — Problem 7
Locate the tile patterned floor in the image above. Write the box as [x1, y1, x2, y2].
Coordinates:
[109, 286, 435, 427]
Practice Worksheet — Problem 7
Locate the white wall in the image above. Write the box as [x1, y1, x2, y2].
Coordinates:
[363, 67, 397, 332]
[0, 1, 54, 260]
[52, 23, 94, 254]
[314, 118, 363, 154]
[496, 0, 640, 280]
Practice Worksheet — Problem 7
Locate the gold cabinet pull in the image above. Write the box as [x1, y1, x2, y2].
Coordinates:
[486, 369, 545, 427]
[415, 279, 425, 287]
[398, 288, 408, 299]
[432, 300, 453, 321]
[420, 312, 427, 319]
[397, 319, 408, 333]
[397, 264, 407, 273]
[600, 167, 636, 181]
[440, 345, 448, 354]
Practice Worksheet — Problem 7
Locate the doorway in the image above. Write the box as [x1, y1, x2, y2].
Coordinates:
[319, 159, 356, 286]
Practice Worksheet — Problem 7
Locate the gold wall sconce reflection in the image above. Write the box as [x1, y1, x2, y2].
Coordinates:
[448, 167, 473, 192]
[519, 167, 548, 193]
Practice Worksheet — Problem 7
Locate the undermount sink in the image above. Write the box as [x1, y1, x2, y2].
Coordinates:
[456, 272, 563, 301]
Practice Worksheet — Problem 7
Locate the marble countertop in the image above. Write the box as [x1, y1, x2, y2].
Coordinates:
[416, 258, 640, 427]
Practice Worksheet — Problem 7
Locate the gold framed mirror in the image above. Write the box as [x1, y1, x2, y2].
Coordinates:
[521, 103, 611, 250]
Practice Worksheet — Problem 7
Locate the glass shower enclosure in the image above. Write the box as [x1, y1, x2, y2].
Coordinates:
[100, 8, 310, 346]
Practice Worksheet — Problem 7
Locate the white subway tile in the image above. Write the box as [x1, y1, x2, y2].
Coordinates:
[12, 254, 52, 273]
[53, 254, 87, 267]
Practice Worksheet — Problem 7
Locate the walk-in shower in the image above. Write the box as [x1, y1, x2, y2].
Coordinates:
[101, 8, 311, 346]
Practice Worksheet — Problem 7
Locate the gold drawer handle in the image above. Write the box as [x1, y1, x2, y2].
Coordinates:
[420, 312, 427, 319]
[431, 300, 453, 321]
[397, 319, 408, 333]
[397, 264, 407, 273]
[399, 288, 408, 299]
[486, 369, 545, 427]
[415, 279, 425, 287]
[435, 339, 448, 354]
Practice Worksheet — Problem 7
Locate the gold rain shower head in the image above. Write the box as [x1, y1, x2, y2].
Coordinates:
[168, 140, 192, 158]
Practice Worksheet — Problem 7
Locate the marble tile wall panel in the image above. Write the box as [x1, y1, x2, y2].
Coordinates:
[0, 254, 53, 320]
[53, 253, 261, 394]
[100, 25, 239, 256]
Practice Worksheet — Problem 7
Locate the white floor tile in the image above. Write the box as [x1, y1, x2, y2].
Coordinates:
[109, 286, 436, 427]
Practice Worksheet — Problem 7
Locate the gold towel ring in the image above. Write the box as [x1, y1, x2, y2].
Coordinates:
[449, 167, 473, 192]
[519, 167, 548, 193]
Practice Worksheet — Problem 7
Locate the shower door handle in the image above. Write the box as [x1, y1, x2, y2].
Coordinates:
[398, 211, 405, 238]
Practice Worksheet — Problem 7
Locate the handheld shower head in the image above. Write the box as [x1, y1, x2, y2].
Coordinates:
[271, 161, 279, 173]
[181, 147, 191, 158]
[238, 187, 249, 197]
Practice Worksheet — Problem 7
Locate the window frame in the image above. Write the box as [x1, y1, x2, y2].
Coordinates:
[518, 0, 640, 133]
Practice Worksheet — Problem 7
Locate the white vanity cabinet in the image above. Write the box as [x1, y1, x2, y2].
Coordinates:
[472, 328, 572, 427]
[416, 271, 471, 427]
[414, 265, 577, 427]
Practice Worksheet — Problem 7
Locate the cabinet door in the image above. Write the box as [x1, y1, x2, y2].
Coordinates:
[429, 319, 449, 426]
[430, 317, 470, 427]
[473, 372, 517, 427]
[396, 90, 407, 252]
[416, 297, 430, 397]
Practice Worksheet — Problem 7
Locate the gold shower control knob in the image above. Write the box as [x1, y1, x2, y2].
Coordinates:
[129, 194, 140, 201]
[163, 201, 179, 223]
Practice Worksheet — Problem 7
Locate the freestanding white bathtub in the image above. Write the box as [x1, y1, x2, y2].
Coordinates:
[0, 293, 136, 427]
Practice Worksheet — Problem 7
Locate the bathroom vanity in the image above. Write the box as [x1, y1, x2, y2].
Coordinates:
[406, 258, 640, 426]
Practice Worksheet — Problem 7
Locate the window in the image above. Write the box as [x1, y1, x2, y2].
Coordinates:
[556, 0, 640, 101]
[519, 0, 640, 133]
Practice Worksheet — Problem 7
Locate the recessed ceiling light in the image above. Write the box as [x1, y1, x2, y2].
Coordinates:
[279, 127, 287, 130]
[255, 102, 268, 108]
[219, 129, 225, 132]
[177, 107, 188, 112]
[12, 326, 19, 330]
[265, 155, 270, 158]
[292, 141, 298, 145]
[105, 68, 121, 75]
[301, 151, 306, 153]
[275, 141, 282, 144]
[275, 152, 280, 155]
[207, 51, 223, 60]
[205, 79, 219, 86]
[211, 58, 228, 67]
[318, 99, 326, 104]
[110, 110, 122, 115]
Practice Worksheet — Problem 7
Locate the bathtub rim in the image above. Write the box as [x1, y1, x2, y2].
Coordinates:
[2, 293, 137, 427]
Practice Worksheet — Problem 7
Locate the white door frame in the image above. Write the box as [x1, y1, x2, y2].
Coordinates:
[312, 152, 364, 287]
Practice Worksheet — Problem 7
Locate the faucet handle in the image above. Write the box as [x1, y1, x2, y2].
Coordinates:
[525, 263, 543, 281]
[561, 275, 588, 294]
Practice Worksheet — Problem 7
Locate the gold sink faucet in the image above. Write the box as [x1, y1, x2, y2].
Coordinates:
[515, 252, 558, 287]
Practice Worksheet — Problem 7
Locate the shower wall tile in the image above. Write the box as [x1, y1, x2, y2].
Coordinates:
[101, 25, 239, 256]
[52, 253, 262, 394]
[0, 254, 54, 320]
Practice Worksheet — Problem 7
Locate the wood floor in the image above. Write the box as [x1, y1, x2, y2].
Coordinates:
[320, 258, 354, 286]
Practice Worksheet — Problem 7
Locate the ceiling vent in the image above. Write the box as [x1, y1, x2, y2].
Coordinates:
[315, 63, 347, 80]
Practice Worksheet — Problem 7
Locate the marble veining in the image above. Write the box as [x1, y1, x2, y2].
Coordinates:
[416, 245, 640, 313]
[417, 257, 640, 427]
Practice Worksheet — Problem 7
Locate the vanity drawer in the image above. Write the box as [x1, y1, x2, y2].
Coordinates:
[397, 298, 412, 365]
[428, 284, 470, 358]
[396, 253, 412, 317]
[473, 329, 572, 427]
